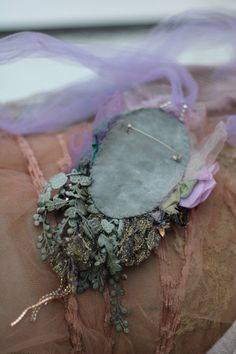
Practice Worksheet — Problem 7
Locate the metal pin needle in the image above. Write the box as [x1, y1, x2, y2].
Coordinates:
[127, 123, 181, 162]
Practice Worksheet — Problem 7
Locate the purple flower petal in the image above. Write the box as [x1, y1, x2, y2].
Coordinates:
[180, 163, 219, 208]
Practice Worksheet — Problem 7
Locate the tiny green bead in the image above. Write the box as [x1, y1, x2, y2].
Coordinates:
[36, 242, 42, 249]
[41, 254, 47, 261]
[115, 324, 122, 332]
[38, 235, 43, 242]
[67, 228, 73, 235]
[34, 220, 40, 226]
[33, 214, 39, 221]
[37, 207, 44, 214]
[121, 307, 128, 315]
[123, 327, 129, 334]
[123, 320, 128, 327]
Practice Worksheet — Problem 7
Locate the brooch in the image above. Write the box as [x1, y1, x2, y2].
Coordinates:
[12, 105, 223, 333]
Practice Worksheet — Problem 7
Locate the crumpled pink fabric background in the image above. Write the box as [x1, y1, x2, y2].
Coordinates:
[0, 68, 236, 354]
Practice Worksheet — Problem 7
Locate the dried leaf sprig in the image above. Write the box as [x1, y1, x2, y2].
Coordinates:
[33, 161, 130, 331]
[33, 160, 188, 333]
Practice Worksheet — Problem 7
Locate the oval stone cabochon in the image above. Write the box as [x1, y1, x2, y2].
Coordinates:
[90, 108, 190, 218]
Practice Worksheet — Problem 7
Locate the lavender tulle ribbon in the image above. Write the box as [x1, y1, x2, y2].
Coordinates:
[0, 11, 236, 143]
[1, 11, 236, 209]
[180, 163, 219, 208]
[0, 31, 197, 135]
[0, 11, 236, 140]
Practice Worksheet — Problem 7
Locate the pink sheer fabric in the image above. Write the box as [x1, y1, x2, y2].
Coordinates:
[0, 68, 236, 354]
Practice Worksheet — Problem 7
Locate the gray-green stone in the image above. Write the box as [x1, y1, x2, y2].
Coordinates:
[49, 172, 67, 189]
[90, 108, 190, 218]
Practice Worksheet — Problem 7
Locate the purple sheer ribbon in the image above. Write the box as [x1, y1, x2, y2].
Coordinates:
[0, 10, 236, 148]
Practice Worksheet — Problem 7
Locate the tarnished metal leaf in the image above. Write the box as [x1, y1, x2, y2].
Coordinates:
[79, 176, 92, 187]
[49, 172, 67, 189]
[101, 219, 115, 234]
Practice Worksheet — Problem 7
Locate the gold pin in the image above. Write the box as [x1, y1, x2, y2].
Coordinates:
[159, 228, 166, 238]
[127, 123, 181, 162]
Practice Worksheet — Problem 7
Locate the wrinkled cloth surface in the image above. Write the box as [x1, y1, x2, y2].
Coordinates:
[0, 68, 236, 354]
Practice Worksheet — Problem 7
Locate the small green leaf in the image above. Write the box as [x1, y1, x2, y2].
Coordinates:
[101, 219, 114, 234]
[78, 176, 92, 187]
[68, 219, 77, 227]
[87, 218, 102, 234]
[41, 254, 48, 261]
[115, 324, 122, 332]
[108, 256, 122, 274]
[52, 197, 67, 209]
[98, 234, 113, 252]
[38, 235, 43, 242]
[123, 319, 128, 326]
[39, 190, 51, 203]
[87, 204, 99, 214]
[37, 241, 42, 249]
[45, 200, 55, 212]
[180, 180, 197, 198]
[65, 207, 77, 218]
[76, 200, 87, 216]
[160, 186, 181, 215]
[50, 172, 67, 189]
[70, 175, 80, 184]
[121, 308, 128, 315]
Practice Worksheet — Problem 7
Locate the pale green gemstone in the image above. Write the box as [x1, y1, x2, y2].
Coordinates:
[49, 172, 67, 189]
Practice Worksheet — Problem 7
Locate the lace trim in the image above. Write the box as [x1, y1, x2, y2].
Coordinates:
[16, 135, 46, 196]
[156, 213, 194, 354]
[56, 133, 72, 172]
[64, 294, 86, 354]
